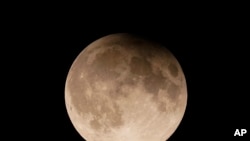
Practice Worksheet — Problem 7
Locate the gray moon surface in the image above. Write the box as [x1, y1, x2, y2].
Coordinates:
[65, 33, 187, 141]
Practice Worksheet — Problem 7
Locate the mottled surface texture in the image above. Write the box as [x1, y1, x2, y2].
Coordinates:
[65, 33, 187, 141]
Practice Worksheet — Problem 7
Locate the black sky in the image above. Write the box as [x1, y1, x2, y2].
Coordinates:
[7, 6, 249, 140]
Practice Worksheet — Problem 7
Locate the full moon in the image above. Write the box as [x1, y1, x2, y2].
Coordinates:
[65, 33, 187, 141]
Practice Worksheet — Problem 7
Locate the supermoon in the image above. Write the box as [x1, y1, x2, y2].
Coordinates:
[65, 33, 187, 141]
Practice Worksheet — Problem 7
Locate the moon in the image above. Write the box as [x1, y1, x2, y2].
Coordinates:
[65, 33, 187, 141]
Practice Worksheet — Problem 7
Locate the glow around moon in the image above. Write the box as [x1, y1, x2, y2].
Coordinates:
[65, 33, 187, 141]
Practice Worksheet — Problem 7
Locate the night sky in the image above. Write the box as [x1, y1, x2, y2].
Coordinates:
[8, 7, 249, 140]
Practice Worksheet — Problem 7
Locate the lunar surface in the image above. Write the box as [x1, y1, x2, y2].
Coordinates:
[65, 33, 187, 141]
